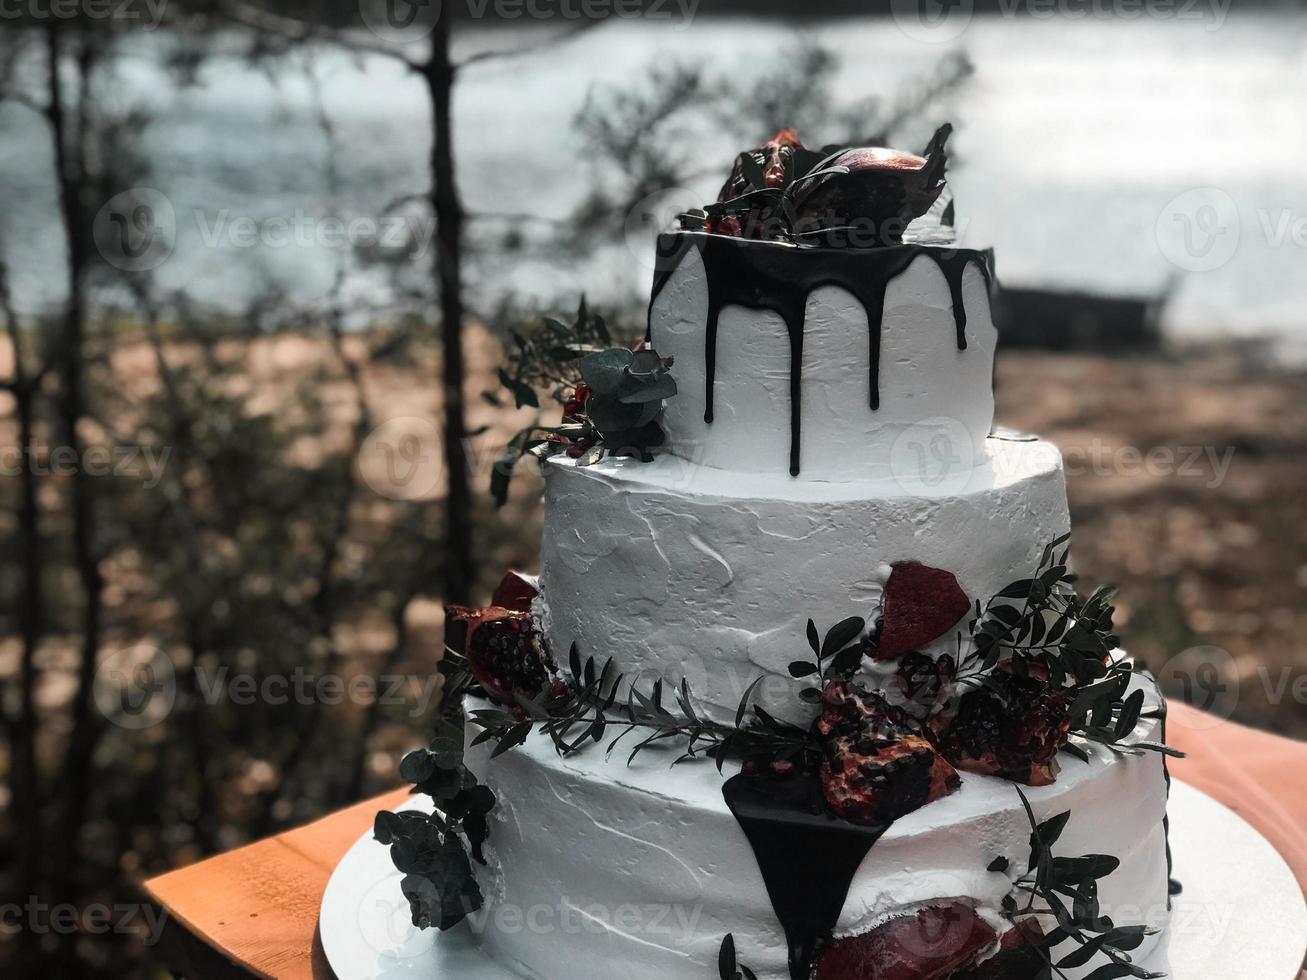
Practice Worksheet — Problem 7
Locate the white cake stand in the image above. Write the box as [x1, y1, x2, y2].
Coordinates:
[320, 781, 1306, 979]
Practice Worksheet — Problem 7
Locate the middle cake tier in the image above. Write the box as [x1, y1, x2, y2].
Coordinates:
[538, 436, 1070, 720]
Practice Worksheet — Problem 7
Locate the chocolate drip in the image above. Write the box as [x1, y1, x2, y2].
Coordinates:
[723, 773, 889, 980]
[932, 250, 992, 350]
[1157, 692, 1181, 905]
[647, 233, 995, 475]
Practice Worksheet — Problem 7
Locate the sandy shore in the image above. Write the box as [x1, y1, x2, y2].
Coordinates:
[997, 345, 1307, 738]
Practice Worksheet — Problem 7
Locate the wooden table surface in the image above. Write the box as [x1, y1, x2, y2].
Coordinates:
[142, 703, 1307, 979]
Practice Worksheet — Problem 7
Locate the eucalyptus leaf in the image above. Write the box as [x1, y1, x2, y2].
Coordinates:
[580, 348, 632, 395]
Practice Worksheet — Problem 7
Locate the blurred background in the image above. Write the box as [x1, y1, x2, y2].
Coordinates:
[1, 0, 1305, 973]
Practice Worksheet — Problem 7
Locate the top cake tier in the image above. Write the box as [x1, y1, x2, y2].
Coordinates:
[648, 231, 998, 483]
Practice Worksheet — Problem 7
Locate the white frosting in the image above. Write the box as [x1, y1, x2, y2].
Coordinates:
[539, 438, 1071, 721]
[464, 676, 1171, 980]
[651, 245, 998, 482]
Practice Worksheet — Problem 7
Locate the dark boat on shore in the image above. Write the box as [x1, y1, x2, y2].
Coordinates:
[996, 282, 1172, 350]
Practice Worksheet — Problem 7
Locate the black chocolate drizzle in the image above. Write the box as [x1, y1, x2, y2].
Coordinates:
[647, 233, 995, 476]
[1157, 691, 1181, 905]
[722, 773, 889, 980]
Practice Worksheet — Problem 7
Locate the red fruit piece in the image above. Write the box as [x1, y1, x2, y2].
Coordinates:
[563, 382, 591, 420]
[927, 670, 1071, 787]
[565, 436, 598, 459]
[814, 901, 997, 980]
[718, 128, 805, 202]
[458, 607, 564, 712]
[950, 920, 1049, 980]
[706, 214, 743, 237]
[818, 680, 960, 824]
[873, 561, 971, 661]
[791, 124, 952, 247]
[491, 570, 539, 612]
[896, 651, 957, 715]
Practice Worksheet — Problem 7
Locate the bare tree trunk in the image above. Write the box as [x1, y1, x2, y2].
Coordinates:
[133, 289, 221, 853]
[342, 587, 417, 802]
[46, 22, 106, 911]
[425, 18, 474, 605]
[0, 261, 45, 958]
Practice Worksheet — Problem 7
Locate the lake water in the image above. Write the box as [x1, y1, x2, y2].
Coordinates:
[2, 11, 1305, 347]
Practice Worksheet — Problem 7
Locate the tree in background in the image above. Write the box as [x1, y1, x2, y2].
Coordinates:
[563, 42, 973, 255]
[0, 10, 974, 976]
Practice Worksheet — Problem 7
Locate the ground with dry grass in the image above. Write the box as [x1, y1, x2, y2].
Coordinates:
[996, 346, 1307, 737]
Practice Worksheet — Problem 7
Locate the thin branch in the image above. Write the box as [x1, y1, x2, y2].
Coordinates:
[0, 89, 47, 119]
[0, 253, 46, 939]
[215, 0, 424, 71]
[466, 209, 568, 227]
[455, 19, 603, 70]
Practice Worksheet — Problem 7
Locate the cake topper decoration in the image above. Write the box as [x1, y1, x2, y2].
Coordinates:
[684, 123, 954, 247]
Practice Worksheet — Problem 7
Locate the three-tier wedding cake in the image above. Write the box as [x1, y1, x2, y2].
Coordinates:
[378, 126, 1176, 980]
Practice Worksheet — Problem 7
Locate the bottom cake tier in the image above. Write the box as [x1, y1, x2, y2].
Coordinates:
[462, 679, 1172, 980]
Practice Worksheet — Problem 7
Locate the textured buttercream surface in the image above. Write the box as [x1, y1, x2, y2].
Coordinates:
[539, 439, 1072, 721]
[465, 675, 1171, 980]
[650, 243, 998, 482]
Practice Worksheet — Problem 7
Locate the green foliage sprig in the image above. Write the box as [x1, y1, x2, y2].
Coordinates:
[485, 296, 614, 412]
[576, 346, 677, 462]
[468, 642, 816, 773]
[487, 298, 677, 506]
[994, 788, 1165, 980]
[385, 538, 1177, 941]
[373, 736, 496, 932]
[961, 534, 1183, 763]
[786, 615, 867, 703]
